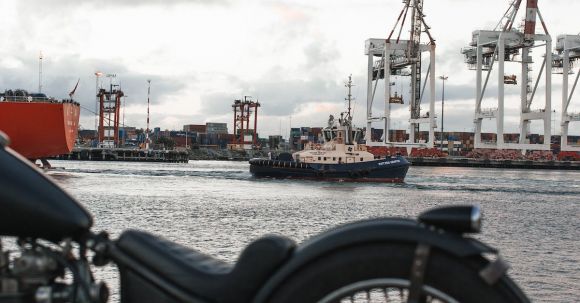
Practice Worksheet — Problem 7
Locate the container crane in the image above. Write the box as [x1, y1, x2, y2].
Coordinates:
[461, 0, 552, 151]
[364, 0, 436, 150]
[553, 34, 580, 151]
[232, 96, 260, 150]
[97, 77, 124, 148]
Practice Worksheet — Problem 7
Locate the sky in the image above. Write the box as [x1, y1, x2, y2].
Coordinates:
[1, 0, 579, 137]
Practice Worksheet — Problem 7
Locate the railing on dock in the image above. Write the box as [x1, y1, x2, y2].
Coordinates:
[56, 147, 189, 163]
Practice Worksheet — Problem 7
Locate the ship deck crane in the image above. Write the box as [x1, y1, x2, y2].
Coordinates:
[461, 0, 552, 151]
[364, 0, 436, 150]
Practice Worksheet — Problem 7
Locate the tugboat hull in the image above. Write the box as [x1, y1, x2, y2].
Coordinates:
[249, 156, 410, 183]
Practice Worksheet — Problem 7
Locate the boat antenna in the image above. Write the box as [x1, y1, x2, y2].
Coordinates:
[345, 74, 355, 120]
[38, 51, 43, 93]
[146, 79, 151, 150]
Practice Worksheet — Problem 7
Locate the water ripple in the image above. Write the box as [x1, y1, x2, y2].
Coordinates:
[45, 160, 580, 303]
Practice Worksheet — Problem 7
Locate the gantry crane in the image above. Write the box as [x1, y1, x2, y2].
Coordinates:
[97, 82, 124, 148]
[364, 0, 436, 149]
[232, 96, 260, 149]
[462, 0, 552, 151]
[553, 34, 580, 151]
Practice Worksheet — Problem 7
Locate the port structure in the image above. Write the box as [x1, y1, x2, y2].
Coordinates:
[145, 80, 152, 150]
[97, 84, 124, 148]
[364, 0, 436, 149]
[232, 96, 260, 149]
[553, 34, 580, 151]
[462, 0, 552, 151]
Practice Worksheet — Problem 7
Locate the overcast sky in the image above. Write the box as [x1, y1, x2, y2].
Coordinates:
[1, 0, 579, 137]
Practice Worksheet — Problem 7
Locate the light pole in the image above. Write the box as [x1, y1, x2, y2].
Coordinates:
[94, 72, 103, 143]
[146, 80, 151, 150]
[439, 75, 448, 151]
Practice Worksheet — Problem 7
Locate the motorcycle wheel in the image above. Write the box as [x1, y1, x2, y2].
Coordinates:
[265, 242, 529, 303]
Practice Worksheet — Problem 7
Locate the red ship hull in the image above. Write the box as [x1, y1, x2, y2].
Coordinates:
[0, 101, 80, 159]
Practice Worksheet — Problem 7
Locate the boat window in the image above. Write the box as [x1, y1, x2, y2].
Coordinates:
[352, 130, 360, 143]
[323, 130, 333, 142]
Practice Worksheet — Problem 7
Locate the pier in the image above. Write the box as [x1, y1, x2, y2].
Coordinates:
[56, 147, 189, 163]
[407, 157, 580, 170]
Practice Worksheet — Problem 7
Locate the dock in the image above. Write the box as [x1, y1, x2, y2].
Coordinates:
[407, 157, 580, 170]
[56, 147, 189, 163]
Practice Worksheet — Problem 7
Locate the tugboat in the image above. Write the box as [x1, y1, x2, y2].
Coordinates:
[249, 76, 410, 183]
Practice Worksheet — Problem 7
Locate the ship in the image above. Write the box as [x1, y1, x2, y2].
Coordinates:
[249, 76, 410, 183]
[0, 89, 80, 166]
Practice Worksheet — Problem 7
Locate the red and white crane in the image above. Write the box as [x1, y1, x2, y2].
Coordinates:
[462, 0, 552, 152]
[97, 75, 124, 148]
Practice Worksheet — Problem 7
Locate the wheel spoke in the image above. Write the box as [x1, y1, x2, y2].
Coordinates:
[317, 278, 458, 303]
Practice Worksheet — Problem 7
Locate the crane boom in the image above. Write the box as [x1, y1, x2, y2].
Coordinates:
[409, 0, 423, 135]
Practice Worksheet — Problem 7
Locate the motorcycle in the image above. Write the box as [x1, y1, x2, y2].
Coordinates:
[0, 133, 530, 303]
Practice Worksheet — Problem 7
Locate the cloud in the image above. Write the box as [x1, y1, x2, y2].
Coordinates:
[200, 92, 239, 116]
[17, 0, 228, 9]
[262, 2, 315, 47]
[2, 0, 579, 136]
[201, 76, 347, 117]
[269, 2, 312, 23]
[0, 54, 188, 118]
[303, 40, 341, 72]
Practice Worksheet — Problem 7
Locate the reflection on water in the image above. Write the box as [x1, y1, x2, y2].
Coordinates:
[45, 172, 80, 182]
[47, 160, 580, 302]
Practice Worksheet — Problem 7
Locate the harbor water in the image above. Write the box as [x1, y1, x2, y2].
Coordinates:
[47, 160, 579, 302]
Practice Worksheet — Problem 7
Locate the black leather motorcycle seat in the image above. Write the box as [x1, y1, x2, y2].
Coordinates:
[116, 230, 295, 303]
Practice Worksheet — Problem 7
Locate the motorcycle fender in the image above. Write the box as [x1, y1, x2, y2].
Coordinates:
[253, 218, 495, 303]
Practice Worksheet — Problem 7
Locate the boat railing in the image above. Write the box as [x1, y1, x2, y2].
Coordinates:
[0, 96, 76, 104]
[251, 159, 309, 169]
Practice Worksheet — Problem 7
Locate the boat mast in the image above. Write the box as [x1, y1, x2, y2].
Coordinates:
[345, 74, 354, 120]
[345, 75, 356, 144]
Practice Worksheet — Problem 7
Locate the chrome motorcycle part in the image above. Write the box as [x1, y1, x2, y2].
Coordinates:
[317, 278, 458, 303]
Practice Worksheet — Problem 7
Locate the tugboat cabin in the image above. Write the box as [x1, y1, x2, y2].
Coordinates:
[293, 116, 374, 165]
